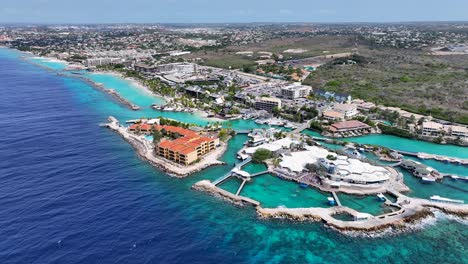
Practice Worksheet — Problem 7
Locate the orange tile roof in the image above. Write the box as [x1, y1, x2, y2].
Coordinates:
[331, 120, 370, 130]
[133, 123, 218, 157]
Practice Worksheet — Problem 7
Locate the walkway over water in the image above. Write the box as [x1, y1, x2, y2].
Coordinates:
[236, 180, 248, 196]
[331, 191, 342, 206]
[234, 130, 252, 134]
[250, 170, 270, 177]
[292, 120, 312, 134]
[213, 157, 252, 186]
[391, 149, 468, 165]
[212, 172, 233, 186]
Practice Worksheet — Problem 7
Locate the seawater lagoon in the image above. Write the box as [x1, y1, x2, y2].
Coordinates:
[1, 48, 467, 263]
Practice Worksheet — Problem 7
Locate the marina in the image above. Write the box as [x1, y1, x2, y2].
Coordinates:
[20, 51, 468, 235]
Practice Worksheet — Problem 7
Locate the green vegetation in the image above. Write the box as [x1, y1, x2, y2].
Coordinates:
[144, 79, 175, 97]
[152, 130, 163, 143]
[158, 117, 192, 129]
[377, 124, 414, 139]
[309, 121, 324, 132]
[326, 154, 337, 161]
[217, 128, 231, 142]
[252, 148, 272, 163]
[303, 48, 468, 124]
[256, 63, 302, 81]
[352, 116, 376, 127]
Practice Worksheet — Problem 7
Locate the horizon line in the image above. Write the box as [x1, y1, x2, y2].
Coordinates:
[1, 20, 468, 26]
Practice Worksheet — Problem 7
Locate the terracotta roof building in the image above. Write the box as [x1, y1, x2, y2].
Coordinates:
[328, 120, 371, 136]
[129, 124, 219, 165]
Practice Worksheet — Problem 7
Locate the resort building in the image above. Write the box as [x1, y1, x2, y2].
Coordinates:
[449, 125, 468, 139]
[84, 57, 124, 67]
[255, 97, 282, 112]
[278, 146, 391, 185]
[322, 110, 345, 121]
[421, 121, 444, 136]
[281, 84, 312, 99]
[328, 120, 371, 137]
[421, 121, 468, 140]
[128, 124, 219, 165]
[332, 103, 358, 119]
[134, 64, 157, 74]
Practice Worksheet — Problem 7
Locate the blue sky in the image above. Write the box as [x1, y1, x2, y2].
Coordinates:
[1, 0, 467, 24]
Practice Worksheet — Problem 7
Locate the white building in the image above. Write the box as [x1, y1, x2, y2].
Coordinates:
[422, 121, 468, 139]
[421, 121, 444, 136]
[84, 57, 124, 67]
[281, 84, 312, 99]
[333, 103, 358, 119]
[255, 97, 282, 111]
[279, 146, 391, 185]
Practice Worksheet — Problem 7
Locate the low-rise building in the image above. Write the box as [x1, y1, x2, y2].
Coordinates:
[84, 57, 124, 67]
[129, 124, 219, 165]
[421, 121, 468, 140]
[328, 120, 371, 136]
[255, 97, 282, 111]
[323, 110, 345, 121]
[134, 64, 156, 74]
[332, 103, 358, 119]
[421, 121, 444, 136]
[448, 125, 468, 139]
[281, 84, 312, 99]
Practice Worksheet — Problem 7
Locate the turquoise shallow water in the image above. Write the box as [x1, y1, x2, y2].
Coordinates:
[11, 49, 468, 263]
[302, 130, 468, 159]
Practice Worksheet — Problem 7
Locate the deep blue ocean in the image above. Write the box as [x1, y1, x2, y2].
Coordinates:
[0, 48, 467, 264]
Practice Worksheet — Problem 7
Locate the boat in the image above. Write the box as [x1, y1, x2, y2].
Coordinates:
[430, 195, 464, 204]
[255, 119, 266, 125]
[299, 183, 309, 188]
[421, 177, 436, 182]
[126, 119, 138, 124]
[377, 193, 386, 201]
[327, 197, 336, 205]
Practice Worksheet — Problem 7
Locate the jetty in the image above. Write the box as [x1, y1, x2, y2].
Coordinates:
[391, 149, 468, 165]
[213, 157, 253, 186]
[234, 130, 252, 134]
[65, 73, 141, 111]
[331, 191, 342, 206]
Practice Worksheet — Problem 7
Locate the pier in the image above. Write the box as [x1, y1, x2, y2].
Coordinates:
[391, 149, 468, 165]
[212, 171, 233, 186]
[236, 179, 248, 196]
[213, 157, 252, 186]
[250, 170, 270, 177]
[331, 191, 342, 206]
[234, 130, 252, 134]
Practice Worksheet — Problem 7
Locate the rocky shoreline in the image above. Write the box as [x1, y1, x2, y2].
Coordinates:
[105, 116, 227, 177]
[192, 178, 467, 235]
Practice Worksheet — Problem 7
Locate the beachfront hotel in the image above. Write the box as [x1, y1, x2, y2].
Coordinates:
[129, 124, 220, 165]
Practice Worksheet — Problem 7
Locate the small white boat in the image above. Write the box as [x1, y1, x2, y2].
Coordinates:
[327, 197, 336, 205]
[377, 193, 386, 201]
[422, 177, 436, 182]
[430, 195, 464, 204]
